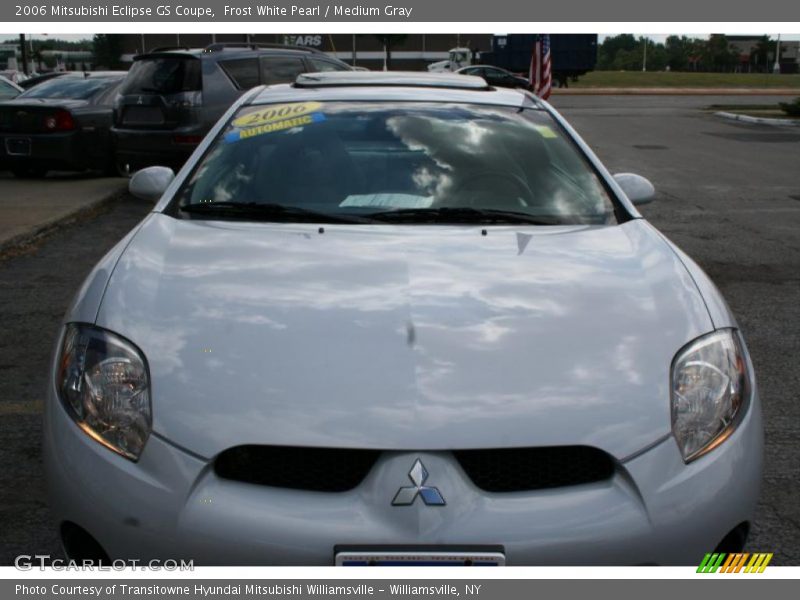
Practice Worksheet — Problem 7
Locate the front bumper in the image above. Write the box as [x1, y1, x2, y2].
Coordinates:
[43, 382, 763, 566]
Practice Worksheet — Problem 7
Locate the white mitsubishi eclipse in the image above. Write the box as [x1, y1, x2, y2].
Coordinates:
[45, 72, 762, 566]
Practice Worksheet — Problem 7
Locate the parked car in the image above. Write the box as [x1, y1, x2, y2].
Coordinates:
[46, 72, 762, 566]
[0, 76, 24, 172]
[0, 71, 126, 177]
[456, 64, 530, 89]
[19, 71, 72, 89]
[0, 75, 23, 99]
[112, 42, 352, 174]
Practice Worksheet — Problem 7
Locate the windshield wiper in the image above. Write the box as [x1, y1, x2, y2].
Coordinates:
[179, 202, 371, 224]
[363, 206, 565, 225]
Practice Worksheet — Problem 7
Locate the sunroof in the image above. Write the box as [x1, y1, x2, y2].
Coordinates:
[294, 71, 491, 90]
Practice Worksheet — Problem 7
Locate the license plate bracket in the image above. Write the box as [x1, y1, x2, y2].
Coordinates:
[5, 137, 31, 156]
[335, 547, 505, 566]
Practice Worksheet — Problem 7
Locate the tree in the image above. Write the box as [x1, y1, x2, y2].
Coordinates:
[702, 34, 738, 72]
[92, 34, 123, 69]
[597, 34, 637, 69]
[665, 35, 694, 71]
[601, 36, 667, 71]
[372, 35, 408, 70]
[750, 36, 773, 72]
[640, 37, 667, 71]
[611, 49, 640, 71]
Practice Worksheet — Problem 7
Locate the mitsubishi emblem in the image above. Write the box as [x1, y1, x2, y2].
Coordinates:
[391, 459, 446, 506]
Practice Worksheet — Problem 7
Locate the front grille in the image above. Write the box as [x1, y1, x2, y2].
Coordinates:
[454, 446, 615, 492]
[215, 444, 614, 494]
[214, 445, 381, 492]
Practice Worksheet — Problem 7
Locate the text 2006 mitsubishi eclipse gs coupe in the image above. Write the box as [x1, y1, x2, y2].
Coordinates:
[45, 72, 762, 566]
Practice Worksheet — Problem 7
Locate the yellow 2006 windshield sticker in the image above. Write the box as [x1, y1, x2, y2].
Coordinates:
[225, 102, 326, 143]
[231, 102, 323, 129]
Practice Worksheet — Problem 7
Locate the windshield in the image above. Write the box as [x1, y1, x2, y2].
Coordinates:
[20, 76, 120, 99]
[173, 101, 618, 225]
[0, 78, 20, 99]
[120, 56, 201, 95]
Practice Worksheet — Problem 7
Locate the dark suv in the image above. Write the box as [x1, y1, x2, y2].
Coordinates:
[112, 43, 351, 173]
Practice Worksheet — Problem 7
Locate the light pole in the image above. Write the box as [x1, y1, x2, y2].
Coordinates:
[642, 37, 647, 72]
[19, 34, 29, 75]
[772, 34, 781, 74]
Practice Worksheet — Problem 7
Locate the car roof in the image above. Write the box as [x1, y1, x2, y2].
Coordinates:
[249, 71, 539, 108]
[457, 64, 512, 72]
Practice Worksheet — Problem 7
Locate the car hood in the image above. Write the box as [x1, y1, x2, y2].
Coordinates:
[96, 215, 712, 460]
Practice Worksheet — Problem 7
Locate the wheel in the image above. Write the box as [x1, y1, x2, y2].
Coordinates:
[103, 155, 128, 178]
[109, 156, 135, 178]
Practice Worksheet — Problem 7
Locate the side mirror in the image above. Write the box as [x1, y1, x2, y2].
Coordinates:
[613, 173, 656, 206]
[129, 166, 175, 202]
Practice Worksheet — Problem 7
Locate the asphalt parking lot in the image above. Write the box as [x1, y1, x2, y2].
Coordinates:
[0, 94, 798, 565]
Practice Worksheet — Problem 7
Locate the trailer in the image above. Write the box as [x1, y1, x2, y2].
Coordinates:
[479, 34, 598, 86]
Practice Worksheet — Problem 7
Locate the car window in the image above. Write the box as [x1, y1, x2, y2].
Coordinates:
[0, 78, 19, 99]
[174, 101, 617, 225]
[120, 57, 202, 95]
[483, 68, 509, 82]
[220, 58, 261, 90]
[308, 58, 350, 72]
[20, 76, 121, 99]
[260, 56, 306, 85]
[92, 80, 124, 105]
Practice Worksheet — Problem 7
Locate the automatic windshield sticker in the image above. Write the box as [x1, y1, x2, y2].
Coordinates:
[225, 102, 325, 143]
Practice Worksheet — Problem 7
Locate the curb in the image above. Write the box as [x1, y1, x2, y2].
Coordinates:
[0, 187, 126, 258]
[713, 111, 800, 126]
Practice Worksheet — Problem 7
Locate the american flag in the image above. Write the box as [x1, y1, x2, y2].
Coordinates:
[529, 34, 552, 100]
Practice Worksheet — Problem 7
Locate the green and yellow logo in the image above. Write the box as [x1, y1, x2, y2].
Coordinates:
[697, 553, 773, 573]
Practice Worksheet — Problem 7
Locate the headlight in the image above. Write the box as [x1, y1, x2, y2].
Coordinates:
[56, 323, 151, 461]
[671, 328, 751, 462]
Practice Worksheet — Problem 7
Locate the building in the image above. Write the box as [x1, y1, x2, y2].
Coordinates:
[117, 34, 495, 71]
[727, 36, 799, 73]
[0, 42, 93, 72]
[0, 43, 19, 70]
